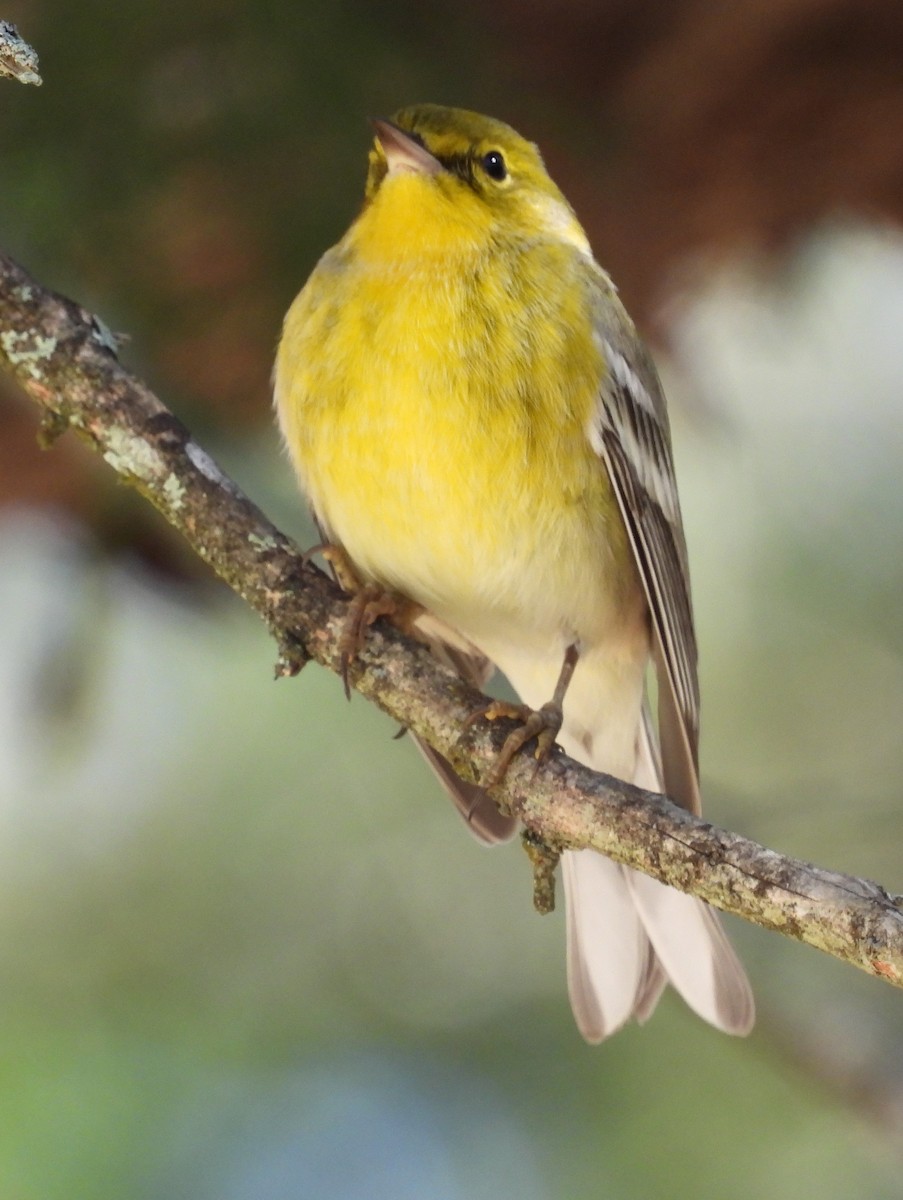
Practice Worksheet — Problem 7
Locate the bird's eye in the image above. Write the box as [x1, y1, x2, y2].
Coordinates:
[481, 150, 507, 182]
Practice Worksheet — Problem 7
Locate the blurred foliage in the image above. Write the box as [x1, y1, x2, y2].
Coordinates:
[2, 1, 903, 1197]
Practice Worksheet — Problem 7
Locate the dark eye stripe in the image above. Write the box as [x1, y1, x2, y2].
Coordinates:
[432, 150, 510, 190]
[438, 152, 476, 183]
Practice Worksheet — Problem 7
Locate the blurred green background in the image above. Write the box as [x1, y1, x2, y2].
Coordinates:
[1, 1, 903, 1197]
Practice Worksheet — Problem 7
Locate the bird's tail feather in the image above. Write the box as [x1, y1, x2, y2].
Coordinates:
[564, 710, 754, 1041]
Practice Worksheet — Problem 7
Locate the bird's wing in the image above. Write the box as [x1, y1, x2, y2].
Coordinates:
[411, 613, 518, 844]
[588, 272, 702, 815]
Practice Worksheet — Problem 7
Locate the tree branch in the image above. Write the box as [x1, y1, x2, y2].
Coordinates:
[0, 22, 41, 85]
[2, 249, 902, 988]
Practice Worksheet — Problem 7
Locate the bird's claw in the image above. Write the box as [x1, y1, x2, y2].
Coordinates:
[304, 542, 424, 699]
[468, 698, 564, 787]
[338, 582, 399, 698]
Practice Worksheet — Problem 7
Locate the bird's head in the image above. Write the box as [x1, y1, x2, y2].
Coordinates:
[361, 104, 590, 255]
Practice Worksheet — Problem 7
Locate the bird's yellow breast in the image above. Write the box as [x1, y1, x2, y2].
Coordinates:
[275, 177, 638, 646]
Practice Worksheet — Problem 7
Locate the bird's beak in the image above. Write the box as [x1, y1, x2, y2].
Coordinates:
[371, 119, 442, 177]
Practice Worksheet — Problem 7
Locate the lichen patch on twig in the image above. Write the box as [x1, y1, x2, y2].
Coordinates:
[0, 21, 41, 86]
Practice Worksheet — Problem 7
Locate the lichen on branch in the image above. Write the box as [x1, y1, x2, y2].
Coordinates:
[0, 21, 41, 85]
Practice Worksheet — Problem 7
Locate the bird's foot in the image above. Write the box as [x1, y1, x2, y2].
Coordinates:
[467, 698, 564, 787]
[466, 642, 580, 787]
[305, 543, 424, 698]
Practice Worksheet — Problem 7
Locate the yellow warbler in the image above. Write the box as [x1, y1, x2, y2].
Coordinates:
[275, 105, 754, 1041]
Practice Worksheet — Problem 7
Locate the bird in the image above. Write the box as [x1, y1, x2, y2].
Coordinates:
[274, 104, 754, 1041]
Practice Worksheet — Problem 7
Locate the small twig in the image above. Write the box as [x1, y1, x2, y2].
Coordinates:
[1, 249, 903, 989]
[522, 830, 561, 914]
[0, 21, 41, 85]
